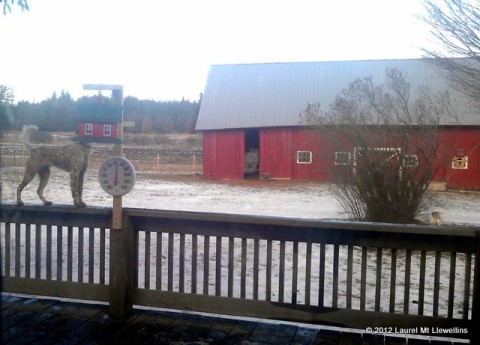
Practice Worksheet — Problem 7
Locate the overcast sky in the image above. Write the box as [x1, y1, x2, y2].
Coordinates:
[1, 0, 437, 103]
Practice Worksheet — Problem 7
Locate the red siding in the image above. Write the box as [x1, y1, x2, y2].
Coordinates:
[202, 127, 480, 190]
[260, 128, 293, 179]
[203, 130, 245, 180]
[435, 127, 480, 190]
[77, 122, 119, 138]
[291, 129, 332, 180]
[259, 128, 332, 180]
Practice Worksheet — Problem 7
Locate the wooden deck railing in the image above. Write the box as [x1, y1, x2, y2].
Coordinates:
[1, 204, 479, 343]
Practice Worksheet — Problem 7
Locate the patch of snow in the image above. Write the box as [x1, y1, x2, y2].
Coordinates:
[1, 167, 479, 226]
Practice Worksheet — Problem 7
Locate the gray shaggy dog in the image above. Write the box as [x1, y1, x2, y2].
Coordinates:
[17, 125, 93, 207]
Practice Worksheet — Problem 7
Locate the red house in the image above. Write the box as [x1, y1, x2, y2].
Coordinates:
[73, 86, 123, 144]
[196, 59, 480, 190]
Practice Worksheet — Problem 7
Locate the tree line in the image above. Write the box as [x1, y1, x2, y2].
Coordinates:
[0, 89, 201, 134]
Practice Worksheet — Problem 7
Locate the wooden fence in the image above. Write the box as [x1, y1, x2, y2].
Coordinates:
[1, 204, 479, 342]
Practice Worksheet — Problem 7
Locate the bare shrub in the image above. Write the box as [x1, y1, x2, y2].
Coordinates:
[302, 68, 457, 223]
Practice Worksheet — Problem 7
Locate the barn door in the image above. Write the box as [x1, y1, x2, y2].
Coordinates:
[203, 131, 245, 180]
[244, 129, 260, 177]
[259, 129, 293, 179]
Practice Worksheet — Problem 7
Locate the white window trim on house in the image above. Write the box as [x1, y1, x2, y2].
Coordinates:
[352, 147, 401, 176]
[297, 151, 312, 164]
[103, 124, 112, 136]
[403, 155, 418, 168]
[335, 151, 352, 165]
[452, 156, 468, 169]
[85, 123, 93, 135]
[353, 147, 401, 166]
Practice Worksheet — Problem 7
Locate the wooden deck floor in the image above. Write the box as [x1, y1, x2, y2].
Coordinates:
[1, 295, 466, 345]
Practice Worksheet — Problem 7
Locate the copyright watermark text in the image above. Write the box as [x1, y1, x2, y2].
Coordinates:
[364, 326, 468, 335]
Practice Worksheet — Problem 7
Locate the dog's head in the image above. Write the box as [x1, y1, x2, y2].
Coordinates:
[78, 142, 95, 155]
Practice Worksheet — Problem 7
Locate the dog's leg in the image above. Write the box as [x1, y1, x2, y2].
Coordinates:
[70, 170, 86, 208]
[37, 166, 53, 206]
[77, 168, 87, 207]
[17, 163, 36, 206]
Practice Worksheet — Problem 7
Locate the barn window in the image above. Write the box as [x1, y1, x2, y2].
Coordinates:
[335, 152, 352, 165]
[103, 125, 112, 136]
[85, 123, 93, 135]
[403, 155, 418, 168]
[297, 151, 312, 164]
[452, 156, 468, 169]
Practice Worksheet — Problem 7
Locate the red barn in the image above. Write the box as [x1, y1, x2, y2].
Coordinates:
[196, 59, 480, 190]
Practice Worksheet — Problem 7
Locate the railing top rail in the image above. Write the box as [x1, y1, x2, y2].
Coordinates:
[124, 207, 480, 238]
[2, 203, 479, 238]
[0, 203, 111, 228]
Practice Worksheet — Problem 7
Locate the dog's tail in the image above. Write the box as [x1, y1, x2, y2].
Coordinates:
[21, 125, 39, 151]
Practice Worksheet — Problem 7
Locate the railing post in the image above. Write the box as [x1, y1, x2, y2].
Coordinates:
[471, 233, 480, 344]
[109, 214, 133, 317]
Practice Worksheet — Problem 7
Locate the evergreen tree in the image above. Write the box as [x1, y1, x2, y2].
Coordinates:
[10, 92, 199, 134]
[0, 85, 15, 131]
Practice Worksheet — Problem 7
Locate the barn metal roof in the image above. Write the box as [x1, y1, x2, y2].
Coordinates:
[196, 58, 480, 130]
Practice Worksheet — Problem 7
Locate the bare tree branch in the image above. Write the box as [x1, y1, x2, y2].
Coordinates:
[2, 0, 29, 15]
[422, 0, 480, 108]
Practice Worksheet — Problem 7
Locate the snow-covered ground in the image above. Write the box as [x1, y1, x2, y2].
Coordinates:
[1, 166, 479, 226]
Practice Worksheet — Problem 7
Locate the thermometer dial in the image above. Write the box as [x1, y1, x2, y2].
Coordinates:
[98, 156, 136, 196]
